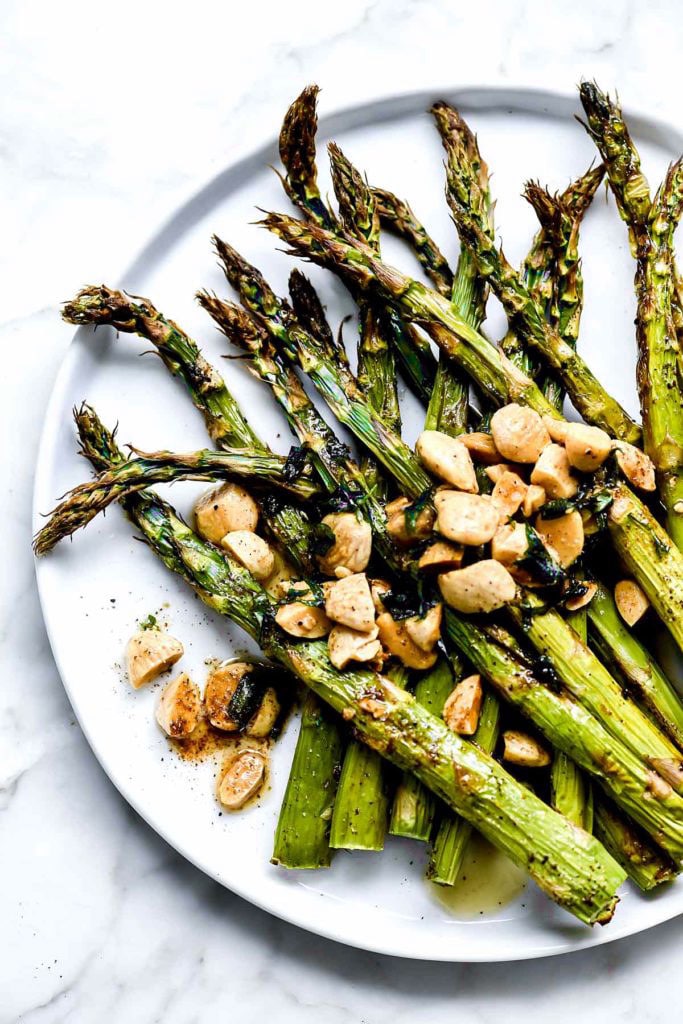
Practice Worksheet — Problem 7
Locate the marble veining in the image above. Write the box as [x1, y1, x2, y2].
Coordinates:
[3, 0, 683, 1020]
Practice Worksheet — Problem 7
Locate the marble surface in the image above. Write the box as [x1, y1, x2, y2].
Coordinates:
[3, 0, 683, 1019]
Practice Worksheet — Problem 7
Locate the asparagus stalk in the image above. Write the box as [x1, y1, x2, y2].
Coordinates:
[593, 799, 678, 892]
[508, 596, 683, 781]
[579, 83, 683, 545]
[445, 613, 683, 861]
[259, 211, 683, 655]
[272, 689, 345, 868]
[550, 593, 593, 831]
[431, 107, 640, 443]
[389, 662, 451, 842]
[428, 690, 501, 885]
[372, 187, 454, 297]
[588, 583, 683, 749]
[71, 407, 626, 925]
[278, 85, 437, 402]
[32, 445, 319, 555]
[63, 286, 263, 450]
[329, 142, 402, 440]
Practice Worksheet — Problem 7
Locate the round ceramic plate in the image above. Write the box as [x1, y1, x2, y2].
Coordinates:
[34, 86, 683, 961]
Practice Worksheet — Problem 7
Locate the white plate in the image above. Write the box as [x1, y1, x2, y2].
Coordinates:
[34, 86, 683, 961]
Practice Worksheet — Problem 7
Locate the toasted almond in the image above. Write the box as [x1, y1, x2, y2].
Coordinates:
[376, 612, 438, 670]
[530, 444, 579, 499]
[195, 482, 259, 542]
[416, 430, 478, 491]
[565, 581, 598, 612]
[156, 672, 201, 739]
[535, 510, 584, 567]
[434, 491, 500, 545]
[417, 541, 465, 572]
[614, 579, 650, 626]
[217, 749, 266, 810]
[324, 573, 376, 633]
[443, 674, 483, 736]
[502, 730, 551, 767]
[460, 432, 502, 464]
[438, 560, 517, 614]
[126, 630, 184, 689]
[613, 441, 657, 491]
[317, 512, 372, 575]
[491, 404, 551, 463]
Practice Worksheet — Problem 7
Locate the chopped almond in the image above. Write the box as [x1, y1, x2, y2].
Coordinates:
[418, 541, 464, 572]
[324, 573, 376, 632]
[126, 630, 184, 689]
[613, 442, 656, 491]
[217, 749, 266, 810]
[491, 404, 551, 463]
[220, 530, 275, 580]
[460, 432, 502, 464]
[386, 495, 436, 546]
[376, 612, 438, 669]
[491, 522, 529, 564]
[535, 510, 584, 567]
[328, 624, 382, 669]
[565, 582, 598, 612]
[491, 470, 528, 520]
[438, 560, 517, 614]
[156, 673, 201, 739]
[522, 484, 546, 517]
[204, 661, 250, 731]
[530, 444, 578, 499]
[502, 730, 551, 767]
[416, 430, 478, 491]
[404, 603, 443, 652]
[195, 482, 259, 542]
[317, 512, 372, 575]
[434, 491, 500, 545]
[443, 674, 483, 735]
[563, 423, 612, 472]
[614, 579, 650, 626]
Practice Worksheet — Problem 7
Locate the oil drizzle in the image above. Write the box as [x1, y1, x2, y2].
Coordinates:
[430, 833, 527, 918]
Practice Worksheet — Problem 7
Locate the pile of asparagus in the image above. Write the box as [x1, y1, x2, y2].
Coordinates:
[35, 82, 683, 927]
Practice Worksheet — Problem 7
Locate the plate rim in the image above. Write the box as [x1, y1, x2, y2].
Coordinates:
[33, 83, 683, 962]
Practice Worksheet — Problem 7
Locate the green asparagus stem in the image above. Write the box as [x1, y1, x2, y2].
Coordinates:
[593, 799, 678, 892]
[63, 286, 263, 450]
[372, 187, 454, 297]
[579, 83, 683, 545]
[550, 592, 593, 831]
[445, 613, 683, 862]
[508, 597, 683, 779]
[588, 582, 683, 749]
[72, 408, 627, 924]
[389, 662, 448, 842]
[329, 740, 389, 851]
[329, 142, 402, 440]
[428, 690, 501, 886]
[278, 86, 437, 402]
[33, 445, 319, 555]
[432, 109, 641, 443]
[271, 690, 345, 868]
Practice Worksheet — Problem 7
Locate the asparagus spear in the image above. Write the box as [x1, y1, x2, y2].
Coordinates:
[272, 689, 344, 868]
[372, 187, 454, 297]
[388, 662, 450, 842]
[431, 107, 640, 444]
[579, 83, 683, 545]
[445, 613, 683, 861]
[71, 406, 626, 924]
[328, 142, 402, 440]
[588, 583, 683, 749]
[278, 85, 437, 402]
[428, 690, 501, 885]
[508, 596, 683, 780]
[32, 445, 319, 555]
[260, 211, 683, 655]
[593, 799, 678, 892]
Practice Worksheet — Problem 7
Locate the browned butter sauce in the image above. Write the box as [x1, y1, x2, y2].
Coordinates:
[431, 833, 527, 917]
